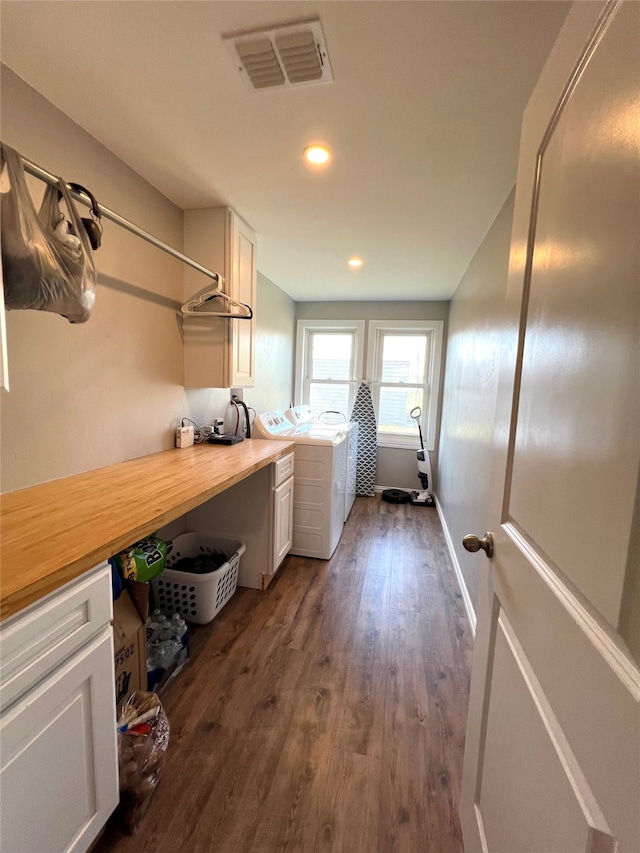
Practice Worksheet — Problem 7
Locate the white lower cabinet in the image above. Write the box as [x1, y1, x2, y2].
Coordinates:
[0, 565, 118, 853]
[273, 470, 294, 571]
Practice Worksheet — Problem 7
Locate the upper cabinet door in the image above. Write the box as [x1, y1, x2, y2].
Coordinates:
[183, 207, 257, 388]
[228, 210, 256, 388]
[460, 3, 640, 852]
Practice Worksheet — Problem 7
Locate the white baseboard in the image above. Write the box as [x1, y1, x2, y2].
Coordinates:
[435, 495, 477, 635]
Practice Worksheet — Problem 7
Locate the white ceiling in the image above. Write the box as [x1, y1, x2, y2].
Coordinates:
[0, 1, 570, 302]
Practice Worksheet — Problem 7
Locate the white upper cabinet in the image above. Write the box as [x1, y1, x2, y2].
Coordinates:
[183, 207, 256, 388]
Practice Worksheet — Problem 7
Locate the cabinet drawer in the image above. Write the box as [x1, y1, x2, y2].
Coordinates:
[273, 452, 295, 487]
[0, 561, 112, 712]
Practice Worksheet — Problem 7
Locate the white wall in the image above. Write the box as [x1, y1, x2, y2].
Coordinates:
[0, 67, 294, 493]
[437, 189, 515, 618]
[295, 301, 449, 490]
[249, 271, 295, 416]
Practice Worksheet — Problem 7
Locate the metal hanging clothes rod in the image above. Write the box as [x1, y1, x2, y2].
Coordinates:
[14, 150, 253, 320]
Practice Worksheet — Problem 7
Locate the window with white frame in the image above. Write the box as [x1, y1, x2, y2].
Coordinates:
[366, 321, 443, 450]
[295, 319, 443, 451]
[295, 320, 365, 419]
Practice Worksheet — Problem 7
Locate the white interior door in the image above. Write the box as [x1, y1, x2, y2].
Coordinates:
[460, 3, 640, 851]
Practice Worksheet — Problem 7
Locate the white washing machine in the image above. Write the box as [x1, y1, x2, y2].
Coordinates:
[284, 405, 358, 522]
[253, 410, 357, 559]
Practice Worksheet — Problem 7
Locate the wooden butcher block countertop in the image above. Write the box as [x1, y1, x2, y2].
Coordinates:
[0, 439, 294, 620]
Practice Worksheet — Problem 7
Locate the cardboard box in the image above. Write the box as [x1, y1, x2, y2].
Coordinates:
[124, 578, 150, 627]
[112, 580, 149, 711]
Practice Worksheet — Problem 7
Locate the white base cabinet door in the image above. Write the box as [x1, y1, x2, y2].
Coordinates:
[273, 476, 294, 571]
[0, 628, 118, 853]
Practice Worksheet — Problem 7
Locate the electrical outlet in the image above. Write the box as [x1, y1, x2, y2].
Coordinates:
[230, 387, 243, 401]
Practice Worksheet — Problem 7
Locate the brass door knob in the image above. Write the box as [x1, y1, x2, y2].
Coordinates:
[462, 532, 494, 558]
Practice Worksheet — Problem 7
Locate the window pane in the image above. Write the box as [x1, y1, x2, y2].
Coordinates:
[310, 333, 352, 380]
[309, 383, 350, 417]
[380, 335, 427, 383]
[378, 386, 424, 435]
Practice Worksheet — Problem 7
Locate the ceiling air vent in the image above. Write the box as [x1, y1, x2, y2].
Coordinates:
[223, 18, 333, 91]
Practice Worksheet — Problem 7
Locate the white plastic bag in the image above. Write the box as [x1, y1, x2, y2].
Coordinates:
[0, 144, 96, 323]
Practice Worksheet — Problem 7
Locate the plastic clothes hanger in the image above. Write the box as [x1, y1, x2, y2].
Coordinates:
[181, 284, 253, 320]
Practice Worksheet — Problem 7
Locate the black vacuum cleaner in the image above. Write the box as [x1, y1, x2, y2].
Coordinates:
[381, 407, 436, 507]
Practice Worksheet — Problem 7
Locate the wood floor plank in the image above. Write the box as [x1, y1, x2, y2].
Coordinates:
[95, 495, 470, 853]
[314, 748, 381, 853]
[317, 558, 365, 655]
[284, 560, 332, 652]
[416, 545, 470, 671]
[335, 573, 390, 758]
[198, 687, 302, 853]
[436, 550, 475, 671]
[365, 501, 396, 577]
[263, 555, 323, 633]
[389, 536, 421, 613]
[379, 607, 442, 853]
[159, 686, 296, 852]
[423, 659, 470, 804]
[158, 587, 263, 745]
[249, 686, 341, 853]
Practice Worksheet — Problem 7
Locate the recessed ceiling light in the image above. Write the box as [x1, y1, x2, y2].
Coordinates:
[348, 257, 363, 268]
[304, 145, 331, 164]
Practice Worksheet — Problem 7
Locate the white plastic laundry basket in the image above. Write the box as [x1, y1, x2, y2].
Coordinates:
[151, 533, 246, 624]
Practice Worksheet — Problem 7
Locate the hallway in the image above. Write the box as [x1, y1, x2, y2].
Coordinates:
[97, 496, 472, 853]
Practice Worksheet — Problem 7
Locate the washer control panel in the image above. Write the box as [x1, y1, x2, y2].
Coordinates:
[255, 411, 297, 437]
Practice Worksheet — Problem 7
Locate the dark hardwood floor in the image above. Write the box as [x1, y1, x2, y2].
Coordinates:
[97, 496, 472, 853]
